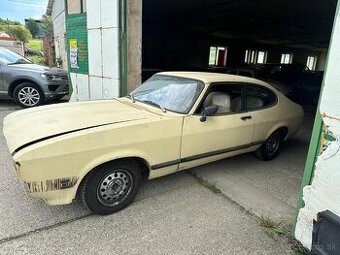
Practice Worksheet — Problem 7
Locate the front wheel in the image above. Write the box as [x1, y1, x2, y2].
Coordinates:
[14, 82, 44, 108]
[80, 160, 141, 215]
[255, 131, 282, 161]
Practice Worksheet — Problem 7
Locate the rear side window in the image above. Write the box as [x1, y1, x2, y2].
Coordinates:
[246, 85, 277, 110]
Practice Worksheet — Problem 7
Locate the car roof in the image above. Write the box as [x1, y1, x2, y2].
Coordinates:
[157, 71, 272, 88]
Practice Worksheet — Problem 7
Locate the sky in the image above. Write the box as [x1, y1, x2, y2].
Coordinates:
[0, 0, 48, 24]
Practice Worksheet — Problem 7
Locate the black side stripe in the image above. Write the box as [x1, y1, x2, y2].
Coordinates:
[151, 141, 264, 170]
[12, 119, 141, 156]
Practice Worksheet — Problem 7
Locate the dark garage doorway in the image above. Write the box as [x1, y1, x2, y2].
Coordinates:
[140, 0, 337, 225]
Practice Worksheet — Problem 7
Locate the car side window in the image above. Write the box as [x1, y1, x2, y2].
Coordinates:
[246, 85, 277, 110]
[197, 83, 245, 115]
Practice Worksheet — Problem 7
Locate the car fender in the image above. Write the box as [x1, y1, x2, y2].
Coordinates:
[72, 150, 153, 197]
[265, 121, 290, 141]
[8, 75, 44, 96]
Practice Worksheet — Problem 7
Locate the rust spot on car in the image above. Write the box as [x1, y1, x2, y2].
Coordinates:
[25, 177, 79, 193]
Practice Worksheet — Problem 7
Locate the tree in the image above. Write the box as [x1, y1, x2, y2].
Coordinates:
[0, 18, 32, 43]
[41, 15, 53, 36]
[26, 18, 38, 38]
[6, 25, 32, 43]
[0, 18, 20, 26]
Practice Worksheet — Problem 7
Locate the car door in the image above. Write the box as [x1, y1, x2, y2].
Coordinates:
[179, 83, 254, 170]
[244, 84, 279, 143]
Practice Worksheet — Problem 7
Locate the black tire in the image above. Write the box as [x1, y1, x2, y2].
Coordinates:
[255, 131, 282, 161]
[13, 82, 44, 108]
[80, 159, 141, 215]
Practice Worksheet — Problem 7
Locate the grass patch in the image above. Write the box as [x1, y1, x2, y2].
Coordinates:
[259, 215, 285, 236]
[259, 215, 309, 254]
[292, 244, 308, 255]
[27, 39, 43, 51]
[190, 172, 221, 194]
[26, 55, 45, 65]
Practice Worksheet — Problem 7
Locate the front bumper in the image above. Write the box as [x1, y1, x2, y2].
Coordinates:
[14, 161, 79, 205]
[21, 177, 79, 205]
[41, 80, 69, 100]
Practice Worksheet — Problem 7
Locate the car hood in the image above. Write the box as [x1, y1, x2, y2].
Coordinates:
[3, 100, 155, 154]
[8, 63, 50, 72]
[7, 64, 67, 75]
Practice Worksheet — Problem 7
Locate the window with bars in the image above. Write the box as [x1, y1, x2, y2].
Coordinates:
[244, 50, 268, 64]
[281, 53, 293, 64]
[306, 56, 317, 71]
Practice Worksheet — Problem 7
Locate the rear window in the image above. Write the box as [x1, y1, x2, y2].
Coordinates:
[246, 85, 277, 110]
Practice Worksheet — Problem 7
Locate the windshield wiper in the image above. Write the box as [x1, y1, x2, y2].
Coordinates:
[141, 100, 166, 113]
[127, 93, 135, 103]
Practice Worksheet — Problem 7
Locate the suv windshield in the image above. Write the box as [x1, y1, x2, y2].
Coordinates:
[131, 75, 204, 114]
[0, 48, 31, 65]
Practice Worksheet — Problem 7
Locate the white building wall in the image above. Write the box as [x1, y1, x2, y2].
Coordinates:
[69, 0, 120, 101]
[51, 0, 67, 69]
[86, 0, 120, 100]
[295, 3, 340, 250]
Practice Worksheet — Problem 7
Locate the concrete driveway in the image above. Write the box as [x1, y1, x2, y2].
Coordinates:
[194, 105, 314, 226]
[0, 100, 294, 254]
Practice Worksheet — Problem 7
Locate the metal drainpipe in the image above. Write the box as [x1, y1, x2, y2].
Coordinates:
[119, 0, 128, 97]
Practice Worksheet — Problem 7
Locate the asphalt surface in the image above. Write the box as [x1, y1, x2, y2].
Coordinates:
[0, 100, 293, 254]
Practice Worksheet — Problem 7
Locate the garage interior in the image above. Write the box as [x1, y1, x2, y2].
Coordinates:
[138, 0, 338, 225]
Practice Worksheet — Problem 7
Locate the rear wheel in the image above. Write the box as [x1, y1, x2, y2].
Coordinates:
[13, 82, 43, 108]
[255, 131, 282, 161]
[80, 160, 141, 215]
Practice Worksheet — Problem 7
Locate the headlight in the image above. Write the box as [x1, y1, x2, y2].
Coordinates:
[40, 73, 62, 81]
[40, 73, 50, 80]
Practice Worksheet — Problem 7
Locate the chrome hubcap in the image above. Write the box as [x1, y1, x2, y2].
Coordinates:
[18, 87, 40, 106]
[97, 170, 133, 206]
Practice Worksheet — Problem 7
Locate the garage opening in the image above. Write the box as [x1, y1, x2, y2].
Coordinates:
[138, 0, 337, 225]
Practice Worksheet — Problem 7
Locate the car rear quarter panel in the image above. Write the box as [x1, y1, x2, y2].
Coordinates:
[13, 116, 183, 205]
[251, 93, 304, 143]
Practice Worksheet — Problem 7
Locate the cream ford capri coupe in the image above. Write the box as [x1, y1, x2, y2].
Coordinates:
[3, 72, 304, 215]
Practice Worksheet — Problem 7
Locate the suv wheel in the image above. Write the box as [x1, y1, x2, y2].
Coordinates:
[14, 82, 44, 108]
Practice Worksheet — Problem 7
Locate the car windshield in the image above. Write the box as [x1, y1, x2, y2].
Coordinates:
[0, 48, 31, 65]
[131, 75, 204, 114]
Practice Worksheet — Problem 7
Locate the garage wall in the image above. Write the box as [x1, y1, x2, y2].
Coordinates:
[86, 0, 120, 100]
[295, 2, 340, 249]
[127, 0, 142, 93]
[67, 0, 121, 101]
[66, 13, 89, 101]
[142, 30, 326, 71]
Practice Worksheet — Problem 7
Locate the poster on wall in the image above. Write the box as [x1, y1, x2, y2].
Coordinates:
[69, 39, 79, 69]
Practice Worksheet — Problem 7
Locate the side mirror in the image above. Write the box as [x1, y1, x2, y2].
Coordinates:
[200, 105, 218, 122]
